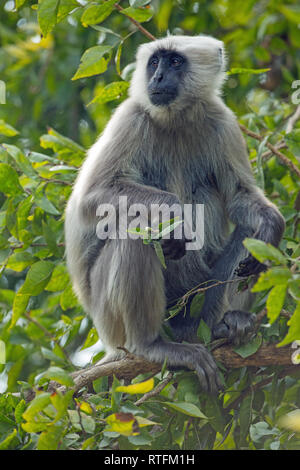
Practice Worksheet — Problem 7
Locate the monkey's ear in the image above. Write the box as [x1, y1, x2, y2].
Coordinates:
[218, 44, 227, 71]
[218, 47, 223, 66]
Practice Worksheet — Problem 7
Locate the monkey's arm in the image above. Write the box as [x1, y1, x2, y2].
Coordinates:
[191, 119, 284, 337]
[222, 121, 285, 275]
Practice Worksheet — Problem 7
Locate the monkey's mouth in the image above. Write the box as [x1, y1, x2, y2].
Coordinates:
[148, 90, 177, 106]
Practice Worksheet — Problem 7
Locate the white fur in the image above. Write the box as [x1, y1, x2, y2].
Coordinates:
[130, 35, 226, 122]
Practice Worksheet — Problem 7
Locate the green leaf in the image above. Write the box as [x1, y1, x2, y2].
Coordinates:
[20, 260, 54, 296]
[0, 163, 23, 195]
[115, 41, 123, 76]
[38, 366, 74, 387]
[72, 46, 113, 80]
[40, 127, 85, 164]
[2, 144, 36, 178]
[239, 394, 253, 445]
[234, 333, 262, 358]
[285, 129, 300, 155]
[289, 279, 300, 301]
[22, 421, 49, 433]
[243, 238, 287, 265]
[278, 5, 300, 25]
[6, 252, 36, 272]
[197, 319, 211, 345]
[11, 293, 30, 328]
[0, 429, 17, 450]
[42, 220, 61, 256]
[60, 283, 78, 310]
[120, 6, 154, 23]
[227, 67, 270, 75]
[57, 0, 79, 23]
[158, 218, 183, 239]
[89, 81, 129, 105]
[15, 0, 28, 8]
[81, 0, 116, 26]
[164, 401, 208, 419]
[17, 197, 33, 232]
[252, 267, 291, 292]
[15, 400, 27, 424]
[0, 120, 19, 136]
[41, 347, 66, 365]
[82, 436, 95, 450]
[278, 302, 300, 346]
[38, 0, 60, 37]
[153, 241, 166, 269]
[46, 264, 69, 292]
[22, 392, 51, 421]
[81, 327, 99, 350]
[0, 289, 14, 306]
[190, 293, 205, 318]
[255, 135, 268, 190]
[266, 285, 287, 324]
[68, 410, 96, 434]
[37, 424, 64, 450]
[129, 0, 151, 7]
[35, 193, 60, 215]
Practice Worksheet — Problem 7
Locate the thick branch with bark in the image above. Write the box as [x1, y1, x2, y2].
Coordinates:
[68, 343, 299, 394]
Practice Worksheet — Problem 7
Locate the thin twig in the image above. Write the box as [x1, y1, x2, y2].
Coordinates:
[240, 124, 300, 179]
[134, 372, 174, 405]
[42, 178, 72, 186]
[114, 3, 156, 41]
[168, 276, 249, 317]
[25, 312, 72, 366]
[251, 141, 287, 164]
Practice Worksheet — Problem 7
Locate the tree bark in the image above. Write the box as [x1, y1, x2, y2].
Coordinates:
[69, 343, 299, 394]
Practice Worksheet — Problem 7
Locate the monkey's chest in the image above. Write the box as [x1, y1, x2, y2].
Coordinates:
[140, 154, 218, 204]
[139, 129, 222, 203]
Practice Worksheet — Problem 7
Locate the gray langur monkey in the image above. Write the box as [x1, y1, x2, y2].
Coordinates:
[65, 35, 285, 393]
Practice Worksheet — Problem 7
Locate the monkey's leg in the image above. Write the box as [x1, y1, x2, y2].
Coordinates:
[172, 226, 256, 345]
[90, 239, 222, 394]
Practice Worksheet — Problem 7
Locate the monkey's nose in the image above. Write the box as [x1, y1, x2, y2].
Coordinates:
[154, 71, 164, 82]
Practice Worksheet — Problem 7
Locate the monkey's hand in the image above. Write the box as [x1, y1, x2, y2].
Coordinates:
[235, 255, 267, 277]
[212, 310, 256, 347]
[160, 237, 186, 260]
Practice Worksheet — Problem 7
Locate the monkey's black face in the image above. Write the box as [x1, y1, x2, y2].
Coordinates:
[147, 49, 187, 106]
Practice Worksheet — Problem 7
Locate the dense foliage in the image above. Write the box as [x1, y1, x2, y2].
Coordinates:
[0, 0, 299, 450]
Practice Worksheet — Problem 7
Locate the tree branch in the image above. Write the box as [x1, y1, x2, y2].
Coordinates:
[239, 124, 300, 179]
[114, 3, 156, 41]
[67, 342, 299, 395]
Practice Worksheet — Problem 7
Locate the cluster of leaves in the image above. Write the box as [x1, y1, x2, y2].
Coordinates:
[0, 0, 299, 451]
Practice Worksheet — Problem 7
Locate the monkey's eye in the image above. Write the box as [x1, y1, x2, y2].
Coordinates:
[171, 56, 183, 67]
[149, 56, 159, 67]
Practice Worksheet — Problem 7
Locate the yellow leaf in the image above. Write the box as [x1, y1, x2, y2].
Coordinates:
[115, 378, 154, 395]
[106, 412, 139, 436]
[279, 410, 300, 432]
[135, 416, 158, 427]
[79, 401, 93, 415]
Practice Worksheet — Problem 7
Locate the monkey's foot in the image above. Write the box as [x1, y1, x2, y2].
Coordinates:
[212, 310, 256, 347]
[146, 339, 222, 394]
[180, 343, 223, 394]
